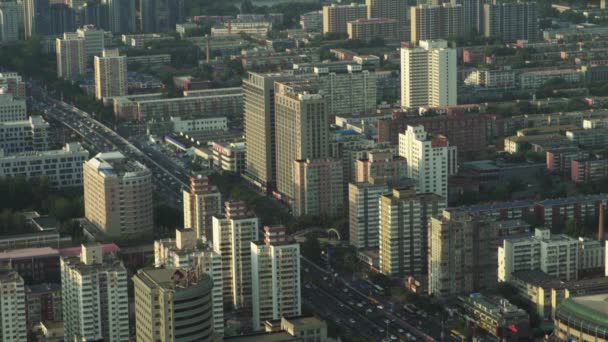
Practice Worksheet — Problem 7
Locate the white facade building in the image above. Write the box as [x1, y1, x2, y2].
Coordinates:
[251, 226, 301, 330]
[61, 244, 129, 342]
[0, 92, 26, 122]
[399, 125, 456, 200]
[0, 116, 50, 154]
[0, 269, 26, 342]
[0, 143, 89, 187]
[154, 228, 225, 335]
[400, 39, 457, 109]
[171, 116, 228, 132]
[498, 228, 579, 282]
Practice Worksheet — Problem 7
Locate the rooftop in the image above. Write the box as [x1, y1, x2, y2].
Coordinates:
[0, 247, 59, 260]
[87, 151, 150, 178]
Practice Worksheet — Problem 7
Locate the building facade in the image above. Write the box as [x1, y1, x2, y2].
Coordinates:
[483, 1, 538, 43]
[94, 49, 127, 100]
[365, 0, 408, 40]
[0, 269, 26, 342]
[0, 116, 49, 154]
[56, 36, 86, 80]
[293, 158, 344, 218]
[0, 93, 26, 123]
[410, 4, 463, 43]
[183, 175, 222, 242]
[347, 18, 399, 42]
[322, 3, 367, 34]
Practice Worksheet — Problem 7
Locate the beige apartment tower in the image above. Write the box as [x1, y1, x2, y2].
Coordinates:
[379, 187, 444, 277]
[0, 269, 26, 342]
[428, 209, 498, 298]
[251, 226, 301, 329]
[347, 18, 399, 42]
[212, 201, 259, 309]
[410, 4, 463, 44]
[133, 268, 214, 342]
[56, 36, 86, 80]
[366, 0, 408, 40]
[94, 49, 127, 100]
[83, 151, 153, 240]
[322, 3, 367, 34]
[293, 158, 344, 217]
[274, 82, 329, 203]
[183, 175, 222, 242]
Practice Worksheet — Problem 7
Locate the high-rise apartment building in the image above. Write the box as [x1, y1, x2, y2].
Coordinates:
[139, 0, 183, 33]
[365, 0, 408, 40]
[399, 125, 457, 200]
[498, 228, 579, 282]
[83, 151, 153, 240]
[300, 10, 323, 32]
[483, 1, 538, 43]
[49, 3, 75, 35]
[379, 187, 445, 277]
[0, 269, 26, 342]
[347, 18, 399, 42]
[275, 82, 329, 202]
[293, 158, 344, 217]
[349, 179, 390, 249]
[212, 201, 259, 309]
[0, 115, 49, 153]
[410, 4, 463, 43]
[315, 65, 377, 116]
[428, 209, 498, 298]
[0, 92, 26, 122]
[0, 2, 19, 42]
[77, 25, 105, 58]
[154, 228, 224, 335]
[458, 0, 488, 35]
[400, 40, 457, 108]
[355, 150, 407, 183]
[183, 175, 222, 242]
[251, 226, 301, 329]
[106, 0, 136, 33]
[61, 243, 129, 341]
[134, 268, 214, 342]
[56, 36, 86, 80]
[94, 49, 127, 100]
[322, 3, 367, 34]
[24, 0, 51, 38]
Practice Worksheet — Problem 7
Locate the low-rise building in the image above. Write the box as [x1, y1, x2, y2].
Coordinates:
[508, 270, 565, 319]
[464, 69, 516, 88]
[171, 116, 228, 133]
[0, 143, 89, 188]
[571, 158, 608, 183]
[519, 69, 583, 89]
[293, 158, 344, 218]
[458, 294, 530, 340]
[566, 128, 608, 148]
[212, 141, 245, 173]
[546, 147, 585, 175]
[121, 33, 173, 48]
[0, 116, 49, 154]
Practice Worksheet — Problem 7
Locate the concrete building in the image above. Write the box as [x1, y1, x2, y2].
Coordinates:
[379, 186, 445, 277]
[134, 267, 214, 342]
[347, 18, 399, 42]
[76, 25, 105, 58]
[170, 116, 227, 133]
[251, 226, 301, 329]
[0, 2, 19, 43]
[300, 10, 323, 32]
[571, 158, 608, 183]
[0, 269, 26, 342]
[183, 175, 222, 242]
[154, 228, 224, 335]
[0, 143, 89, 188]
[519, 69, 583, 90]
[400, 40, 457, 109]
[355, 150, 407, 183]
[0, 92, 26, 123]
[212, 141, 246, 173]
[349, 179, 390, 249]
[322, 3, 367, 34]
[274, 82, 329, 203]
[498, 228, 579, 282]
[577, 237, 604, 275]
[459, 294, 530, 340]
[25, 283, 62, 328]
[428, 209, 497, 298]
[365, 0, 408, 40]
[0, 116, 50, 154]
[226, 316, 328, 342]
[399, 125, 456, 201]
[56, 36, 86, 80]
[94, 49, 127, 100]
[83, 151, 153, 240]
[554, 293, 608, 342]
[410, 4, 463, 44]
[314, 65, 377, 116]
[61, 244, 129, 342]
[293, 158, 344, 217]
[0, 73, 26, 98]
[212, 201, 259, 309]
[483, 1, 538, 43]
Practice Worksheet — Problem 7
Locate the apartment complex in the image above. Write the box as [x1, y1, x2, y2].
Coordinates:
[300, 10, 323, 32]
[76, 25, 105, 58]
[83, 152, 153, 240]
[0, 92, 26, 123]
[154, 228, 224, 335]
[274, 82, 329, 202]
[183, 175, 222, 242]
[379, 187, 444, 277]
[293, 158, 344, 217]
[428, 209, 498, 298]
[94, 49, 127, 100]
[349, 180, 391, 249]
[25, 283, 62, 329]
[133, 268, 214, 342]
[399, 125, 456, 200]
[400, 40, 457, 108]
[251, 226, 301, 329]
[347, 18, 399, 42]
[0, 2, 19, 43]
[0, 116, 49, 154]
[0, 142, 89, 188]
[365, 0, 408, 40]
[483, 1, 538, 43]
[314, 65, 377, 116]
[0, 269, 26, 342]
[61, 244, 129, 341]
[212, 201, 259, 309]
[499, 229, 579, 282]
[355, 150, 406, 183]
[322, 3, 367, 34]
[410, 4, 463, 44]
[0, 73, 26, 98]
[56, 36, 86, 80]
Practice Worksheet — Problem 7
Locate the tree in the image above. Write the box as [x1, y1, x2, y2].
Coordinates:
[301, 233, 322, 263]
